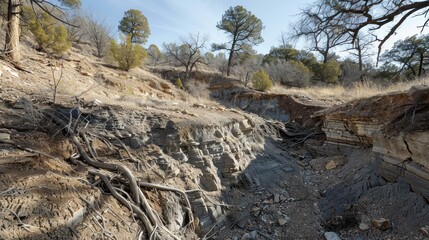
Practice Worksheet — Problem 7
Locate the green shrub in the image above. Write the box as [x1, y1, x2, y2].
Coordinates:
[175, 78, 183, 89]
[252, 70, 273, 91]
[26, 10, 71, 54]
[314, 60, 341, 84]
[109, 35, 147, 71]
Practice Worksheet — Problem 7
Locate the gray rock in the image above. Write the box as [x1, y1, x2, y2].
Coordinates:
[324, 232, 342, 240]
[274, 194, 280, 203]
[241, 233, 251, 240]
[278, 218, 288, 226]
[0, 133, 10, 141]
[127, 137, 142, 149]
[249, 230, 258, 239]
[420, 225, 429, 237]
[359, 222, 370, 231]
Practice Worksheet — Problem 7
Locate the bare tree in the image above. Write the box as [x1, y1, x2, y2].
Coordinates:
[290, 0, 350, 63]
[307, 0, 429, 61]
[163, 33, 208, 81]
[83, 12, 111, 58]
[65, 10, 86, 43]
[347, 32, 376, 72]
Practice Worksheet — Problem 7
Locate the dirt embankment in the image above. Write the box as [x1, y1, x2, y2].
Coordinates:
[305, 85, 429, 239]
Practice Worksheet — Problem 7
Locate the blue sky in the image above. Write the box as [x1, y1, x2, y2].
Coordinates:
[80, 0, 313, 54]
[78, 0, 426, 58]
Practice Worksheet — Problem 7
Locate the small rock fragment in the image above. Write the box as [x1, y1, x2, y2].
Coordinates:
[359, 222, 370, 231]
[278, 218, 288, 226]
[249, 230, 258, 239]
[324, 232, 342, 240]
[0, 133, 10, 141]
[325, 160, 337, 170]
[420, 225, 429, 237]
[241, 233, 251, 240]
[251, 207, 261, 212]
[372, 218, 391, 231]
[274, 194, 280, 203]
[81, 71, 92, 77]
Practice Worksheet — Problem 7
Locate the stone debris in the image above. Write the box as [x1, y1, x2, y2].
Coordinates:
[193, 103, 206, 108]
[0, 133, 10, 141]
[372, 218, 391, 231]
[278, 217, 289, 226]
[359, 222, 370, 231]
[420, 225, 429, 237]
[248, 230, 258, 239]
[241, 233, 249, 239]
[324, 231, 342, 240]
[274, 194, 280, 203]
[325, 160, 337, 170]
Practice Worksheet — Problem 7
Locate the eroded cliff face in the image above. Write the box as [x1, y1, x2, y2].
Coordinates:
[0, 97, 270, 238]
[319, 86, 429, 200]
[213, 90, 325, 125]
[140, 116, 266, 234]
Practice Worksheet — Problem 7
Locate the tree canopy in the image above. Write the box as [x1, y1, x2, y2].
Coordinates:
[382, 34, 429, 77]
[118, 9, 150, 44]
[297, 0, 429, 61]
[212, 5, 264, 76]
[290, 0, 350, 63]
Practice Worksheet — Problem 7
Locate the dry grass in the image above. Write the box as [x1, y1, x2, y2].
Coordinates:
[271, 77, 429, 103]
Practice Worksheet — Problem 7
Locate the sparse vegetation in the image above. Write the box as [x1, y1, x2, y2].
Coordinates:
[26, 9, 72, 54]
[109, 35, 147, 71]
[147, 44, 163, 65]
[252, 69, 273, 92]
[50, 61, 64, 104]
[3, 0, 81, 61]
[314, 60, 341, 84]
[271, 77, 429, 102]
[83, 13, 112, 57]
[264, 60, 312, 87]
[175, 78, 183, 89]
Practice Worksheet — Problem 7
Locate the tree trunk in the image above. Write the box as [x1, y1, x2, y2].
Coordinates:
[184, 65, 189, 81]
[357, 42, 363, 71]
[322, 51, 328, 64]
[418, 51, 424, 77]
[226, 41, 236, 76]
[226, 50, 233, 76]
[5, 0, 21, 62]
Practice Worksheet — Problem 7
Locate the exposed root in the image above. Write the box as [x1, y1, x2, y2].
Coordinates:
[89, 169, 155, 236]
[43, 109, 191, 239]
[139, 181, 195, 230]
